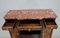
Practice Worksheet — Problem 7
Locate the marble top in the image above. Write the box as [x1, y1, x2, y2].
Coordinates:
[4, 9, 57, 20]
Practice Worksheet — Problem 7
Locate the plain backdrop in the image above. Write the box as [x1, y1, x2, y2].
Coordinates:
[0, 0, 60, 38]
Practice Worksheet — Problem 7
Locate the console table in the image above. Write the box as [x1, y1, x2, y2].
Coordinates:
[2, 9, 57, 38]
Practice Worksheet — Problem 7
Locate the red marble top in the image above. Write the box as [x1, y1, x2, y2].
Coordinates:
[4, 9, 57, 20]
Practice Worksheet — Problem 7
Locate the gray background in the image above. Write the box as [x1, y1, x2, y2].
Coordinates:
[0, 0, 60, 38]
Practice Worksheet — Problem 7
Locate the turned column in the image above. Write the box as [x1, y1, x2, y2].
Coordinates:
[42, 27, 53, 38]
[9, 28, 18, 38]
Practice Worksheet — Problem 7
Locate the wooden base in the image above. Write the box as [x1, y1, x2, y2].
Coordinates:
[8, 27, 53, 38]
[2, 19, 57, 38]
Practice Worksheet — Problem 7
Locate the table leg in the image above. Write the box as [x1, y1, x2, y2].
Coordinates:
[9, 29, 18, 38]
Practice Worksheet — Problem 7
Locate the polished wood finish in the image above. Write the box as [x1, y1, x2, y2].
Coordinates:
[2, 19, 57, 38]
[2, 9, 57, 38]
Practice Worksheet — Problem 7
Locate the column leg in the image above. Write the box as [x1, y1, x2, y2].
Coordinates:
[42, 28, 53, 38]
[9, 29, 18, 38]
